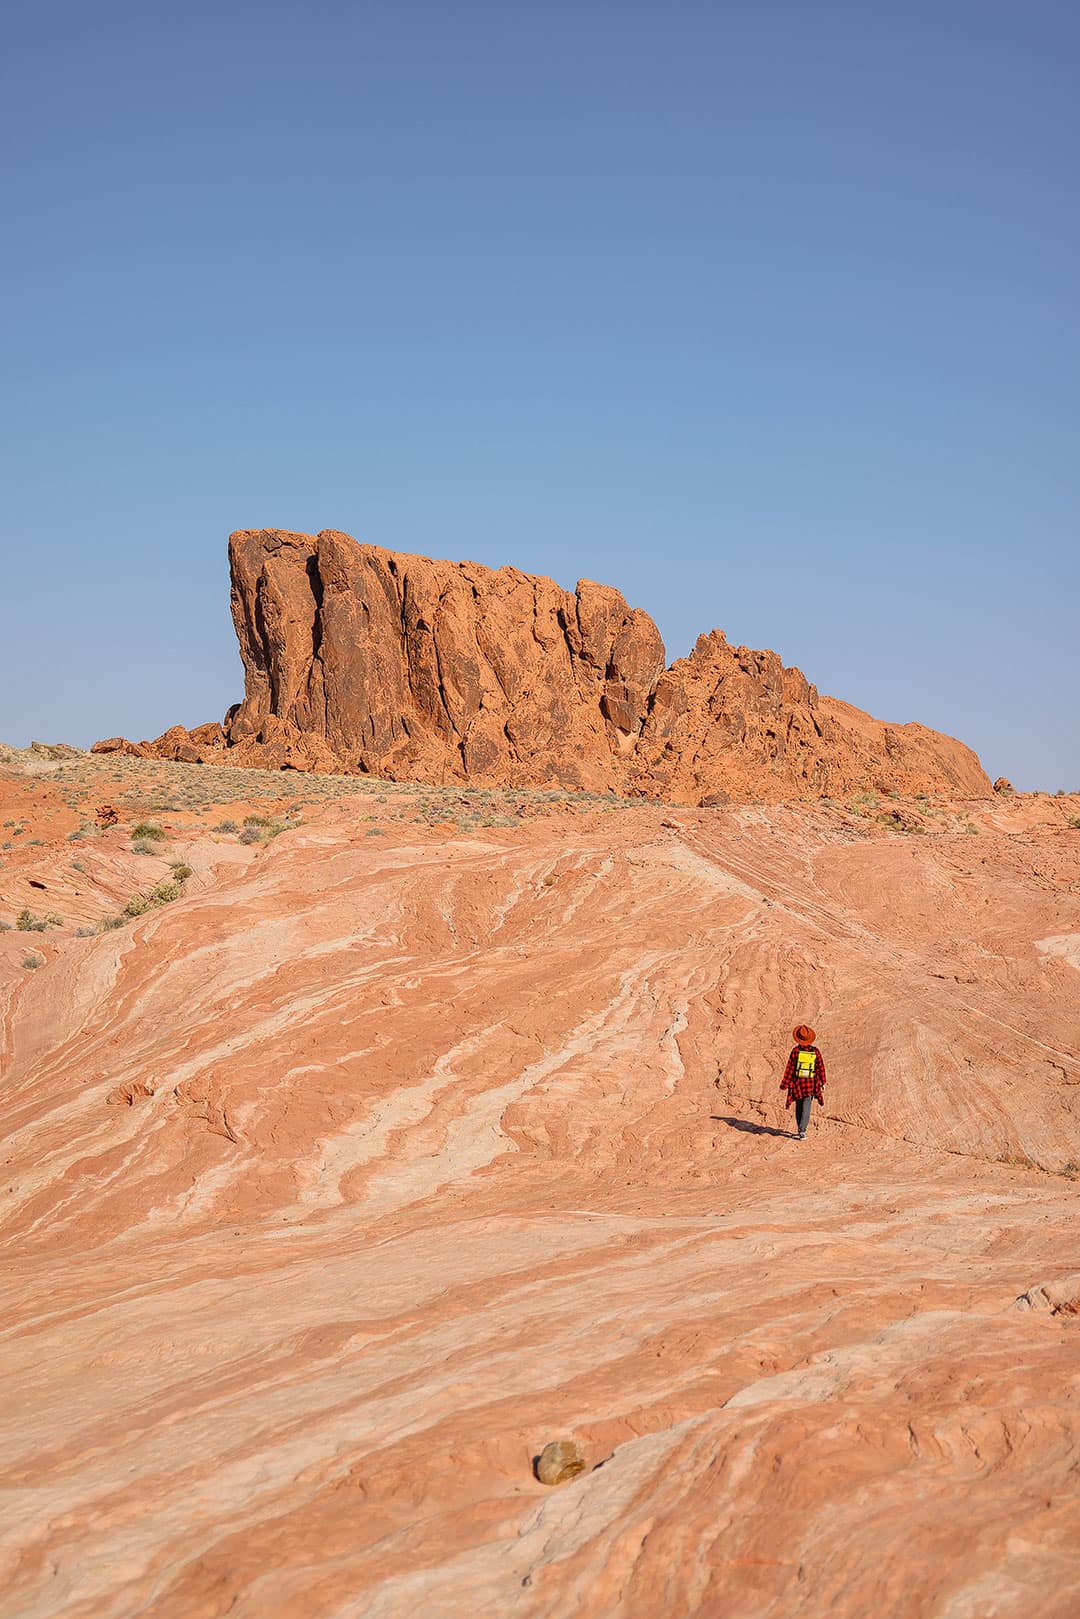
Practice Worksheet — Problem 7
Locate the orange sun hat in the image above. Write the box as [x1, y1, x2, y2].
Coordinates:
[792, 1024, 816, 1044]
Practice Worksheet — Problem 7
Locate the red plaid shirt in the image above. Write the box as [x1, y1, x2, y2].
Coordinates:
[780, 1045, 826, 1107]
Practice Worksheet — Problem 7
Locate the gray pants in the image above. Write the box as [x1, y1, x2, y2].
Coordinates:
[794, 1096, 813, 1135]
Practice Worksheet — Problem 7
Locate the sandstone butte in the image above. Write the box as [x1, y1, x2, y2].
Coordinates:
[91, 527, 992, 802]
[1, 742, 1078, 1619]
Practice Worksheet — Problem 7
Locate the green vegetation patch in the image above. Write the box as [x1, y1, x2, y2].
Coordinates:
[16, 909, 58, 932]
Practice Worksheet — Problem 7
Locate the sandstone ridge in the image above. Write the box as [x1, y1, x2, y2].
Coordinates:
[94, 527, 992, 802]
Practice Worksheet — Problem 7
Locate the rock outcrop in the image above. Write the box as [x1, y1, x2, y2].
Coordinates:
[94, 527, 992, 801]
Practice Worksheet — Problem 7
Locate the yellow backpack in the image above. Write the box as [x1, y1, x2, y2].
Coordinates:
[795, 1048, 817, 1081]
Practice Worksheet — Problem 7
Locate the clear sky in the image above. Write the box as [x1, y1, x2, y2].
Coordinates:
[2, 0, 1077, 789]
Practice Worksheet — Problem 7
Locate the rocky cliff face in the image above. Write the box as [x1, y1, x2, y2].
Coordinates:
[94, 527, 992, 801]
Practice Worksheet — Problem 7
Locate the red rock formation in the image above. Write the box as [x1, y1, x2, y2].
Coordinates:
[95, 528, 992, 801]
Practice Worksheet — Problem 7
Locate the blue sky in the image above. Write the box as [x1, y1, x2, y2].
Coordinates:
[2, 0, 1077, 788]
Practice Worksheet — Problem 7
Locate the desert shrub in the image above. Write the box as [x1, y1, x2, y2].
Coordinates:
[239, 815, 296, 844]
[22, 954, 42, 970]
[131, 839, 159, 855]
[74, 926, 97, 938]
[1069, 817, 1080, 830]
[130, 822, 166, 841]
[365, 826, 385, 837]
[966, 824, 979, 835]
[212, 820, 239, 834]
[149, 879, 181, 905]
[997, 1150, 1040, 1172]
[16, 909, 47, 932]
[102, 915, 126, 931]
[123, 893, 152, 918]
[72, 860, 86, 873]
[169, 861, 193, 881]
[45, 913, 64, 927]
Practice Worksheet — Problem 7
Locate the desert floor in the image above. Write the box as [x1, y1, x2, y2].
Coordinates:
[2, 751, 1078, 1618]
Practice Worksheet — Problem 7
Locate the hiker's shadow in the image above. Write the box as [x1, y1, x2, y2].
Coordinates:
[712, 1115, 796, 1141]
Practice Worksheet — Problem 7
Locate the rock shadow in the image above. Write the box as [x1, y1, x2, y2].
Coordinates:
[713, 1114, 797, 1141]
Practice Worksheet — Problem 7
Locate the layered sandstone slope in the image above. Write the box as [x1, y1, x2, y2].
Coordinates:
[1, 768, 1078, 1619]
[95, 528, 991, 800]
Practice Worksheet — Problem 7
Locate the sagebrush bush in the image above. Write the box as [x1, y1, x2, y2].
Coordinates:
[239, 814, 297, 844]
[130, 822, 166, 841]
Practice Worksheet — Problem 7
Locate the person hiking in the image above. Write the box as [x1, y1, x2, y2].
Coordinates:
[780, 1024, 826, 1140]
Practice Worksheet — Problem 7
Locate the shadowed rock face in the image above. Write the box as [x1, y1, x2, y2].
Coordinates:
[225, 528, 667, 791]
[95, 527, 992, 801]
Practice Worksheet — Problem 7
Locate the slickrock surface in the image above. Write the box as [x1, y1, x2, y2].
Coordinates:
[93, 528, 991, 801]
[1, 752, 1078, 1618]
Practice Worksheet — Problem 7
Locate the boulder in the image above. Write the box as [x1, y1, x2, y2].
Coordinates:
[535, 1439, 587, 1485]
[91, 737, 151, 759]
